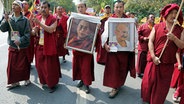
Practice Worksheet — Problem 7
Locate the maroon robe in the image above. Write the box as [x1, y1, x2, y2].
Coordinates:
[35, 14, 61, 88]
[96, 17, 108, 65]
[7, 47, 30, 84]
[103, 14, 136, 89]
[136, 23, 152, 74]
[55, 14, 69, 56]
[24, 11, 35, 63]
[180, 85, 184, 104]
[72, 13, 95, 86]
[72, 51, 94, 85]
[141, 22, 183, 104]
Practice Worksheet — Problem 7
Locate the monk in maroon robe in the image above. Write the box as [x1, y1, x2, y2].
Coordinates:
[102, 1, 136, 98]
[136, 14, 155, 77]
[96, 5, 111, 65]
[170, 49, 184, 101]
[0, 0, 31, 89]
[54, 6, 69, 62]
[141, 4, 184, 104]
[32, 1, 60, 93]
[71, 2, 95, 94]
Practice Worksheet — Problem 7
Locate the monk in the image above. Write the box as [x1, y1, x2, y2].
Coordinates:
[170, 49, 184, 102]
[22, 0, 35, 85]
[70, 2, 94, 94]
[101, 1, 136, 98]
[32, 1, 61, 93]
[141, 3, 184, 104]
[0, 0, 30, 89]
[96, 5, 111, 65]
[54, 6, 69, 63]
[136, 14, 155, 77]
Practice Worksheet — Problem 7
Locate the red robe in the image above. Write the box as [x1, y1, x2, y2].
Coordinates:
[103, 14, 136, 89]
[136, 23, 152, 74]
[96, 17, 108, 65]
[24, 11, 35, 63]
[55, 14, 69, 56]
[72, 13, 95, 86]
[141, 22, 183, 104]
[35, 14, 61, 88]
[7, 47, 30, 84]
[170, 49, 184, 98]
[180, 85, 184, 104]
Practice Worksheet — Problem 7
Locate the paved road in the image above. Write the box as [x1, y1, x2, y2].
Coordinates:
[0, 31, 177, 104]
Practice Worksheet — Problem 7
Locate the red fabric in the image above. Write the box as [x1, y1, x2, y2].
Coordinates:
[35, 45, 61, 88]
[147, 22, 183, 63]
[24, 11, 35, 63]
[136, 23, 152, 74]
[55, 14, 69, 56]
[137, 23, 151, 51]
[96, 17, 108, 65]
[180, 85, 184, 104]
[103, 13, 136, 88]
[141, 22, 183, 104]
[72, 13, 95, 86]
[141, 62, 174, 104]
[136, 51, 147, 74]
[68, 35, 93, 51]
[7, 47, 30, 84]
[37, 14, 57, 55]
[72, 51, 94, 85]
[170, 64, 184, 88]
[160, 3, 183, 25]
[103, 52, 135, 88]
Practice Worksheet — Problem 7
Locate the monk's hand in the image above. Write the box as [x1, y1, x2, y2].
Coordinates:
[152, 56, 161, 65]
[32, 17, 40, 25]
[104, 43, 110, 52]
[178, 64, 182, 70]
[167, 33, 177, 41]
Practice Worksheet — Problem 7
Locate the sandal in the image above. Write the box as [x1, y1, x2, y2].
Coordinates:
[6, 82, 20, 90]
[109, 88, 119, 98]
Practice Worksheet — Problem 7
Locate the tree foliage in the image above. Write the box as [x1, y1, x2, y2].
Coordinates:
[124, 0, 182, 21]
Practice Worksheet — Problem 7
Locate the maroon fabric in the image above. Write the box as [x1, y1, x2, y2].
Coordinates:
[35, 45, 61, 88]
[136, 23, 152, 74]
[136, 51, 147, 74]
[72, 51, 94, 85]
[141, 62, 174, 104]
[141, 22, 183, 104]
[68, 35, 93, 51]
[24, 11, 35, 63]
[137, 23, 151, 51]
[7, 47, 30, 84]
[147, 22, 183, 63]
[27, 36, 35, 63]
[170, 63, 184, 88]
[160, 3, 183, 25]
[96, 17, 108, 65]
[103, 14, 136, 89]
[55, 14, 69, 56]
[180, 85, 184, 104]
[37, 14, 57, 55]
[103, 52, 135, 88]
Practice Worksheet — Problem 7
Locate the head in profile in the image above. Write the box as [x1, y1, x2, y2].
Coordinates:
[77, 20, 90, 39]
[114, 23, 129, 47]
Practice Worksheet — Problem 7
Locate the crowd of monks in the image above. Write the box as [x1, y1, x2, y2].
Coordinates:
[0, 0, 184, 104]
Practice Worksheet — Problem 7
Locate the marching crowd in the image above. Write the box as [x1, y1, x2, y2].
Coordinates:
[0, 0, 184, 104]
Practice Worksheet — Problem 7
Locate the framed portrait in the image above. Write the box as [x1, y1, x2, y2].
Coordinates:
[66, 12, 101, 54]
[107, 18, 136, 52]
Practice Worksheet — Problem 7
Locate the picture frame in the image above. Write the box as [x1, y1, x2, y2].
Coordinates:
[66, 12, 101, 54]
[107, 18, 136, 52]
